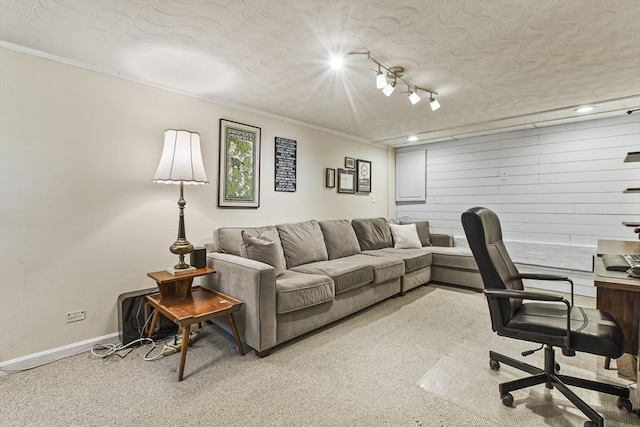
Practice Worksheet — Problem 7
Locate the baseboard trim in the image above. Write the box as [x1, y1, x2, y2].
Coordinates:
[0, 332, 120, 372]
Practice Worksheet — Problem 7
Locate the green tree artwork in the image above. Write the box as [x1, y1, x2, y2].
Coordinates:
[219, 120, 261, 208]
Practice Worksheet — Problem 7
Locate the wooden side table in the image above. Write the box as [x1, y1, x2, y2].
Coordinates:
[146, 276, 245, 381]
[147, 267, 215, 298]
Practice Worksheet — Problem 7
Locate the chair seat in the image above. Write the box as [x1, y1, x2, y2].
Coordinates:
[507, 302, 625, 359]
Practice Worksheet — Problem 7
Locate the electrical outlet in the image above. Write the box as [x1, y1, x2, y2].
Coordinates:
[370, 193, 376, 203]
[66, 310, 85, 323]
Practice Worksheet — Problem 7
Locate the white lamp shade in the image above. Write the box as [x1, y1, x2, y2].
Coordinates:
[430, 98, 441, 111]
[409, 91, 421, 105]
[376, 72, 387, 89]
[382, 82, 395, 97]
[153, 129, 209, 185]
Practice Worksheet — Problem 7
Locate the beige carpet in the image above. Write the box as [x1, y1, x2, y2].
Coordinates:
[0, 285, 638, 426]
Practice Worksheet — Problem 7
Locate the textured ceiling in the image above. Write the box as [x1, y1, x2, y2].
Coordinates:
[1, 0, 639, 147]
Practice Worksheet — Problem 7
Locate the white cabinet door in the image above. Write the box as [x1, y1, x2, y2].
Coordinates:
[396, 150, 426, 202]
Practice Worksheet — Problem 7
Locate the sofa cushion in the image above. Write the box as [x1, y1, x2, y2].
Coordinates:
[275, 271, 335, 314]
[241, 230, 287, 277]
[348, 254, 405, 284]
[351, 217, 393, 251]
[291, 258, 374, 295]
[214, 225, 275, 256]
[389, 223, 422, 249]
[319, 219, 361, 260]
[426, 246, 478, 270]
[363, 248, 432, 273]
[400, 220, 432, 247]
[277, 220, 329, 268]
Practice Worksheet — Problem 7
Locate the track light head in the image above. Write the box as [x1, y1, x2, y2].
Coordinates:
[408, 90, 421, 105]
[382, 81, 396, 97]
[376, 70, 387, 89]
[430, 96, 440, 111]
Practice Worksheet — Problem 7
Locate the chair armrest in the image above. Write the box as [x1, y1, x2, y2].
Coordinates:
[484, 288, 565, 303]
[518, 273, 575, 306]
[484, 289, 571, 348]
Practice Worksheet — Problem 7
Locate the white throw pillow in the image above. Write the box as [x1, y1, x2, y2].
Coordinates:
[389, 223, 422, 249]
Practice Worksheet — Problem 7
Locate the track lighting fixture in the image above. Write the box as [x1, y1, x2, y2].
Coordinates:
[331, 51, 440, 110]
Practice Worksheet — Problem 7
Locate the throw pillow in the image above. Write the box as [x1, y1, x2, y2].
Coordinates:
[389, 223, 422, 249]
[399, 220, 432, 247]
[241, 230, 286, 276]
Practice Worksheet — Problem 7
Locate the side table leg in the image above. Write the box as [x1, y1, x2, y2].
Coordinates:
[227, 313, 245, 356]
[148, 310, 160, 339]
[178, 324, 190, 381]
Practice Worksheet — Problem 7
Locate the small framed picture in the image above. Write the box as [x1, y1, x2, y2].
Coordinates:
[356, 159, 371, 193]
[325, 168, 336, 188]
[345, 157, 355, 169]
[337, 168, 356, 193]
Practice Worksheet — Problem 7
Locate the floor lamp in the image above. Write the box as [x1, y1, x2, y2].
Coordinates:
[153, 129, 209, 275]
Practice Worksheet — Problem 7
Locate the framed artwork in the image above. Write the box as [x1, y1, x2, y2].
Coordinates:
[218, 119, 261, 208]
[325, 168, 336, 188]
[337, 168, 356, 193]
[356, 159, 371, 193]
[345, 157, 355, 169]
[274, 137, 296, 192]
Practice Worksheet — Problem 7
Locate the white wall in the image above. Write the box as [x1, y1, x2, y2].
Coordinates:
[0, 48, 392, 363]
[396, 116, 640, 294]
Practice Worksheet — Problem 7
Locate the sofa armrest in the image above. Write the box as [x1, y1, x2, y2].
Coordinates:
[430, 233, 454, 247]
[203, 252, 277, 352]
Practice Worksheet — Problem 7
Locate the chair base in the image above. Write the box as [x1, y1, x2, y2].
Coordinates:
[490, 346, 631, 427]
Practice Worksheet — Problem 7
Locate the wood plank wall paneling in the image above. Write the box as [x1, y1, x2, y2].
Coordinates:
[396, 115, 640, 279]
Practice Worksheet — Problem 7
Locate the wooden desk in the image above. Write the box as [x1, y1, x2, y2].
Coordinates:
[147, 286, 245, 381]
[594, 239, 640, 355]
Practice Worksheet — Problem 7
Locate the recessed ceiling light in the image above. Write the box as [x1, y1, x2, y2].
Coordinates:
[407, 136, 418, 142]
[573, 106, 595, 113]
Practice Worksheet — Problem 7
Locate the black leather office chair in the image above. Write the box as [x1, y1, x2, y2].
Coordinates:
[461, 207, 632, 427]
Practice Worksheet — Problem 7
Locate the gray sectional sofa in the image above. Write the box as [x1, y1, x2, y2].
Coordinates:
[203, 217, 481, 356]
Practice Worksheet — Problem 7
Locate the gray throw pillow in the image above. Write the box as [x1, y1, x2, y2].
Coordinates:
[319, 219, 361, 259]
[241, 230, 286, 276]
[400, 219, 431, 246]
[216, 225, 273, 255]
[351, 217, 393, 250]
[277, 220, 328, 268]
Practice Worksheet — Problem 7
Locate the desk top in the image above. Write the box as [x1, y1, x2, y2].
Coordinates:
[597, 239, 640, 256]
[594, 256, 640, 292]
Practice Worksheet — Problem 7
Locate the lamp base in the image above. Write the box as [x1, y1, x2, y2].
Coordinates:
[166, 265, 197, 276]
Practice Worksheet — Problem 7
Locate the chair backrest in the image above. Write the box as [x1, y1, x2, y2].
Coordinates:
[461, 207, 524, 329]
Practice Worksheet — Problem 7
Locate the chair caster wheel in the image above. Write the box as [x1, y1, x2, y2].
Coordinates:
[501, 393, 514, 407]
[490, 359, 500, 370]
[617, 397, 633, 411]
[555, 362, 560, 372]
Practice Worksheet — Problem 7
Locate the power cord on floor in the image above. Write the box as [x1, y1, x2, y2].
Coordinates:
[91, 338, 164, 361]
